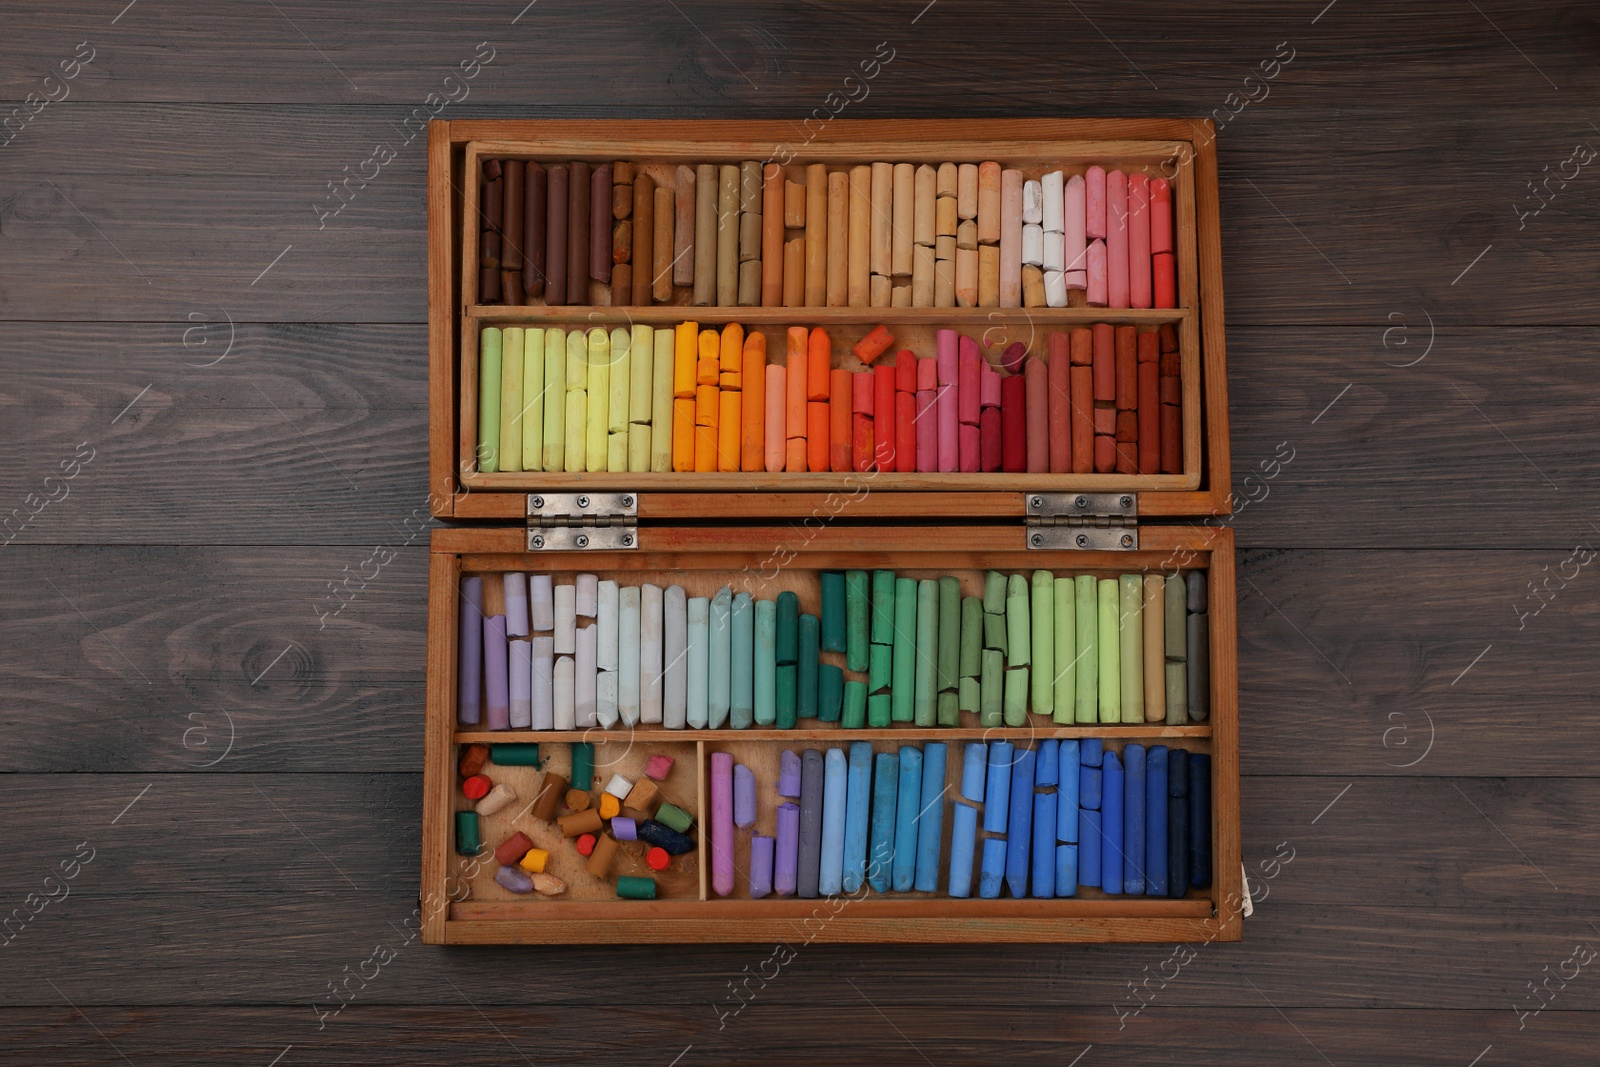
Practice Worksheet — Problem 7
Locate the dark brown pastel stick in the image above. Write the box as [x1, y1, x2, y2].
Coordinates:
[480, 159, 503, 303]
[613, 262, 632, 306]
[613, 162, 634, 219]
[653, 185, 674, 303]
[568, 161, 591, 304]
[1138, 361, 1160, 474]
[523, 161, 546, 298]
[501, 160, 525, 306]
[544, 164, 568, 306]
[674, 166, 696, 286]
[589, 162, 611, 285]
[632, 173, 655, 307]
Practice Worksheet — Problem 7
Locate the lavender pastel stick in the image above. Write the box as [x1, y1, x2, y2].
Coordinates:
[750, 834, 775, 899]
[775, 802, 800, 896]
[503, 572, 529, 637]
[484, 615, 509, 730]
[458, 576, 483, 725]
[797, 749, 825, 898]
[819, 748, 848, 895]
[711, 751, 735, 897]
[778, 749, 802, 797]
[733, 763, 756, 828]
[507, 638, 532, 728]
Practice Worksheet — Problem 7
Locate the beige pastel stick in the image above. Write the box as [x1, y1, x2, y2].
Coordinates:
[871, 274, 892, 308]
[805, 163, 827, 306]
[977, 161, 1001, 244]
[912, 243, 934, 307]
[1000, 168, 1022, 308]
[891, 283, 911, 307]
[674, 165, 695, 286]
[958, 162, 979, 220]
[914, 164, 936, 248]
[934, 254, 955, 307]
[762, 163, 783, 306]
[784, 181, 806, 228]
[693, 164, 716, 305]
[936, 162, 958, 198]
[956, 247, 978, 307]
[848, 165, 871, 307]
[717, 165, 739, 307]
[870, 162, 893, 279]
[740, 209, 762, 264]
[827, 170, 849, 307]
[652, 186, 673, 303]
[936, 195, 957, 239]
[891, 162, 914, 277]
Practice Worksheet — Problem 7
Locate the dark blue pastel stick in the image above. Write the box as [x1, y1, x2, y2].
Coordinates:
[1004, 746, 1036, 898]
[1146, 746, 1168, 896]
[1190, 752, 1211, 888]
[1168, 793, 1189, 897]
[1101, 750, 1123, 895]
[1031, 791, 1056, 898]
[914, 742, 948, 892]
[1079, 737, 1103, 767]
[1122, 743, 1145, 895]
[983, 740, 1013, 833]
[947, 801, 979, 898]
[1057, 740, 1079, 842]
[1035, 738, 1058, 786]
[892, 745, 922, 891]
[1079, 809, 1101, 887]
[797, 748, 824, 898]
[1080, 766, 1102, 811]
[978, 837, 1006, 898]
[1055, 844, 1077, 896]
[842, 741, 873, 894]
[960, 741, 986, 802]
[868, 752, 898, 892]
[1168, 747, 1189, 799]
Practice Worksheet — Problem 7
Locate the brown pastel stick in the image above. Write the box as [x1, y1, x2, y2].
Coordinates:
[1116, 410, 1137, 442]
[1160, 374, 1181, 405]
[559, 809, 604, 837]
[1047, 333, 1071, 473]
[955, 247, 978, 307]
[1024, 357, 1049, 473]
[1160, 350, 1180, 377]
[612, 263, 632, 306]
[762, 164, 784, 306]
[693, 163, 717, 306]
[827, 170, 848, 307]
[1115, 325, 1138, 409]
[741, 330, 768, 472]
[501, 160, 525, 305]
[587, 833, 620, 877]
[531, 772, 568, 821]
[1160, 322, 1179, 353]
[1070, 364, 1094, 473]
[848, 165, 871, 307]
[937, 162, 958, 199]
[914, 164, 936, 248]
[568, 160, 591, 305]
[1160, 399, 1181, 474]
[653, 186, 674, 302]
[738, 259, 761, 306]
[523, 161, 546, 298]
[1138, 361, 1160, 474]
[912, 244, 934, 307]
[479, 162, 502, 303]
[805, 163, 827, 306]
[741, 161, 763, 214]
[613, 220, 633, 265]
[740, 163, 762, 263]
[631, 173, 654, 306]
[958, 163, 979, 220]
[544, 163, 568, 305]
[613, 162, 633, 219]
[740, 209, 763, 263]
[785, 180, 806, 228]
[588, 162, 610, 285]
[871, 162, 893, 279]
[977, 244, 1000, 307]
[717, 165, 739, 306]
[783, 237, 805, 307]
[977, 161, 1001, 244]
[565, 787, 592, 812]
[674, 165, 696, 286]
[1093, 322, 1115, 401]
[891, 163, 914, 277]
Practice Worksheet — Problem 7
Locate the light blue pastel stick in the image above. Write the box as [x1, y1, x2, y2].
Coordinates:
[1102, 750, 1124, 895]
[1032, 791, 1057, 898]
[947, 801, 979, 898]
[1057, 740, 1079, 843]
[753, 599, 776, 726]
[686, 596, 709, 729]
[730, 592, 754, 729]
[842, 741, 873, 893]
[914, 742, 948, 892]
[1035, 738, 1059, 786]
[1055, 844, 1078, 897]
[708, 586, 731, 729]
[1004, 746, 1036, 898]
[819, 747, 848, 896]
[867, 751, 898, 892]
[960, 741, 987, 803]
[892, 745, 922, 892]
[983, 740, 1014, 834]
[978, 837, 1007, 899]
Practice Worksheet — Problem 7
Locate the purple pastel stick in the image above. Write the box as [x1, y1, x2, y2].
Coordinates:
[611, 816, 637, 841]
[712, 752, 735, 897]
[734, 763, 756, 828]
[458, 576, 483, 725]
[484, 615, 509, 731]
[778, 750, 802, 797]
[775, 802, 800, 896]
[749, 834, 775, 898]
[495, 865, 532, 894]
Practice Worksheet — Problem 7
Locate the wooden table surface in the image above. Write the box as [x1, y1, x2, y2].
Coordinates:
[3, 2, 1597, 1063]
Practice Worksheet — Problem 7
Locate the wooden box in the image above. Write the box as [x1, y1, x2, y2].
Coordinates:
[424, 119, 1237, 944]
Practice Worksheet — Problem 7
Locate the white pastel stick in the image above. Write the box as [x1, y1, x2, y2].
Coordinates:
[663, 585, 688, 728]
[553, 584, 576, 654]
[1022, 224, 1044, 267]
[686, 596, 709, 729]
[508, 638, 532, 727]
[503, 573, 529, 638]
[1041, 170, 1064, 232]
[529, 574, 554, 631]
[1022, 179, 1043, 225]
[1043, 230, 1064, 272]
[1044, 269, 1068, 308]
[640, 583, 663, 725]
[1065, 173, 1087, 278]
[619, 586, 642, 726]
[604, 774, 633, 799]
[574, 622, 597, 728]
[531, 636, 554, 729]
[553, 655, 575, 730]
[596, 580, 619, 672]
[575, 573, 599, 617]
[596, 670, 619, 728]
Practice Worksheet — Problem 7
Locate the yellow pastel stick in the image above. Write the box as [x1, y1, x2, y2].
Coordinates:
[609, 430, 629, 473]
[498, 326, 524, 473]
[542, 327, 565, 472]
[629, 325, 654, 425]
[650, 329, 674, 473]
[521, 327, 545, 471]
[608, 326, 631, 434]
[586, 328, 609, 472]
[565, 330, 587, 472]
[673, 321, 698, 398]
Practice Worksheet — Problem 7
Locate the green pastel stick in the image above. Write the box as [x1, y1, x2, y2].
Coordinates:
[776, 590, 799, 664]
[818, 663, 844, 722]
[1005, 574, 1030, 667]
[959, 596, 982, 678]
[730, 592, 754, 729]
[1166, 662, 1187, 725]
[655, 801, 693, 833]
[477, 326, 502, 472]
[983, 571, 1007, 614]
[1030, 570, 1054, 717]
[1097, 578, 1120, 723]
[845, 570, 870, 671]
[891, 578, 917, 722]
[1053, 576, 1076, 724]
[979, 648, 1002, 726]
[820, 572, 847, 653]
[754, 598, 777, 726]
[983, 611, 1008, 654]
[649, 328, 674, 472]
[542, 327, 565, 472]
[914, 579, 938, 727]
[871, 569, 896, 644]
[775, 664, 797, 728]
[958, 676, 980, 713]
[937, 689, 960, 727]
[937, 576, 960, 692]
[499, 326, 524, 473]
[1003, 665, 1029, 727]
[867, 692, 892, 728]
[521, 327, 545, 471]
[1075, 574, 1098, 723]
[1119, 574, 1145, 724]
[842, 679, 867, 728]
[616, 875, 656, 900]
[868, 643, 891, 693]
[798, 613, 820, 719]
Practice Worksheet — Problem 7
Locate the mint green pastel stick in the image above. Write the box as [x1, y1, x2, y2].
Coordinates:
[891, 577, 917, 722]
[958, 676, 980, 714]
[869, 643, 892, 693]
[1165, 573, 1187, 725]
[937, 576, 960, 693]
[541, 327, 566, 472]
[845, 570, 870, 672]
[730, 592, 753, 729]
[1003, 665, 1030, 727]
[914, 579, 937, 727]
[959, 596, 982, 679]
[867, 692, 892, 728]
[979, 648, 1002, 727]
[754, 598, 777, 726]
[477, 326, 502, 472]
[1075, 574, 1098, 723]
[842, 678, 867, 728]
[1005, 574, 1030, 668]
[937, 689, 959, 728]
[1030, 570, 1054, 718]
[1053, 577, 1076, 724]
[983, 571, 1007, 615]
[1097, 578, 1120, 723]
[983, 610, 1008, 655]
[871, 570, 896, 645]
[1119, 574, 1144, 724]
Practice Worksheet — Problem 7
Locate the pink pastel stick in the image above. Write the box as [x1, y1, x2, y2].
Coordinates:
[1128, 173, 1152, 309]
[711, 751, 735, 897]
[935, 330, 959, 471]
[916, 387, 936, 471]
[1107, 171, 1129, 309]
[959, 423, 980, 472]
[980, 365, 1001, 409]
[1064, 173, 1087, 289]
[957, 335, 981, 425]
[1087, 239, 1108, 307]
[1085, 165, 1107, 240]
[765, 364, 787, 472]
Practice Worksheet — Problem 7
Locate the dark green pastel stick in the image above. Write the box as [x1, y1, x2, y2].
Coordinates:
[820, 571, 847, 653]
[871, 569, 896, 645]
[775, 664, 797, 728]
[571, 742, 594, 790]
[842, 679, 867, 728]
[818, 663, 844, 722]
[798, 613, 820, 718]
[891, 577, 917, 722]
[959, 596, 982, 678]
[937, 576, 960, 692]
[937, 689, 960, 727]
[845, 569, 870, 671]
[776, 590, 799, 664]
[867, 692, 892, 728]
[914, 579, 938, 727]
[869, 643, 892, 693]
[490, 744, 541, 766]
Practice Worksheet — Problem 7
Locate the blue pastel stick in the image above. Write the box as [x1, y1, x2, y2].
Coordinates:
[1055, 844, 1078, 896]
[1190, 752, 1212, 887]
[1057, 740, 1079, 843]
[983, 740, 1013, 833]
[1004, 746, 1036, 898]
[1169, 747, 1189, 798]
[978, 837, 1007, 898]
[1080, 766, 1102, 811]
[1123, 743, 1145, 895]
[1032, 790, 1056, 898]
[1101, 750, 1123, 895]
[1079, 809, 1101, 887]
[818, 748, 848, 896]
[1035, 738, 1059, 786]
[842, 741, 873, 893]
[868, 752, 898, 892]
[892, 745, 922, 891]
[1146, 746, 1168, 896]
[947, 801, 979, 898]
[914, 742, 947, 892]
[1080, 737, 1103, 767]
[960, 741, 987, 802]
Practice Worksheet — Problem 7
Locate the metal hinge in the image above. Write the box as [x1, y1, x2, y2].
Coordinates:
[526, 492, 638, 551]
[1024, 492, 1139, 550]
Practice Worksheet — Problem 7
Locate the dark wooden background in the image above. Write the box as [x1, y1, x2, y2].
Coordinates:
[3, 2, 1598, 1063]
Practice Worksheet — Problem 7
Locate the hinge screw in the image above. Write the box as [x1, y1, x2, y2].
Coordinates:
[531, 496, 544, 509]
[531, 535, 544, 549]
[1074, 496, 1088, 509]
[575, 534, 590, 549]
[1120, 495, 1133, 508]
[1029, 496, 1042, 510]
[621, 495, 635, 508]
[1120, 533, 1134, 548]
[621, 533, 634, 547]
[576, 495, 590, 509]
[1076, 533, 1089, 548]
[1030, 532, 1043, 547]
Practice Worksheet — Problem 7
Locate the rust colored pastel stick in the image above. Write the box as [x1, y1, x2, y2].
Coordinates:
[852, 324, 895, 365]
[807, 328, 832, 401]
[653, 186, 674, 303]
[783, 237, 805, 307]
[1154, 251, 1177, 309]
[720, 390, 742, 471]
[827, 170, 849, 307]
[612, 263, 632, 307]
[501, 160, 524, 305]
[894, 389, 916, 472]
[848, 166, 871, 307]
[741, 331, 767, 472]
[895, 349, 916, 394]
[543, 163, 568, 305]
[590, 162, 612, 285]
[806, 401, 830, 472]
[613, 220, 633, 266]
[523, 161, 546, 298]
[567, 160, 591, 305]
[1160, 322, 1179, 353]
[874, 364, 896, 471]
[1115, 440, 1137, 474]
[979, 405, 1002, 471]
[1095, 434, 1116, 473]
[1160, 350, 1181, 378]
[1115, 410, 1138, 442]
[693, 164, 717, 306]
[1000, 373, 1026, 472]
[672, 397, 695, 471]
[1115, 326, 1138, 410]
[784, 180, 806, 228]
[853, 412, 874, 472]
[1092, 322, 1115, 402]
[1160, 374, 1181, 405]
[1138, 361, 1160, 474]
[762, 164, 784, 306]
[786, 328, 808, 447]
[1160, 400, 1181, 474]
[1070, 364, 1094, 473]
[806, 163, 828, 305]
[1138, 329, 1158, 363]
[632, 173, 654, 306]
[766, 364, 787, 472]
[674, 165, 696, 286]
[1024, 357, 1049, 473]
[1047, 334, 1071, 473]
[1070, 325, 1091, 365]
[829, 368, 852, 472]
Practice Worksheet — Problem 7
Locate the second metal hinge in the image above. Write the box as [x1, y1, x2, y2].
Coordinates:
[526, 492, 638, 551]
[1024, 492, 1139, 550]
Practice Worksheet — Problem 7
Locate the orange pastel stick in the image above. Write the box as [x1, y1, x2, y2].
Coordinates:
[695, 424, 719, 472]
[698, 329, 720, 385]
[851, 324, 895, 365]
[807, 327, 832, 400]
[673, 321, 698, 398]
[829, 368, 852, 472]
[806, 401, 830, 472]
[741, 331, 768, 471]
[785, 327, 807, 442]
[671, 397, 695, 470]
[786, 436, 807, 472]
[721, 322, 745, 373]
[719, 390, 741, 471]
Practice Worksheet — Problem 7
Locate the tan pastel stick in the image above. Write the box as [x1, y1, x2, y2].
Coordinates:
[717, 165, 739, 306]
[783, 237, 805, 307]
[848, 165, 871, 307]
[693, 164, 716, 305]
[936, 195, 958, 238]
[978, 244, 1000, 307]
[740, 210, 763, 263]
[914, 164, 936, 248]
[912, 243, 934, 306]
[891, 282, 911, 307]
[674, 165, 696, 286]
[632, 173, 654, 307]
[934, 254, 955, 307]
[870, 162, 893, 278]
[891, 162, 914, 277]
[871, 274, 892, 308]
[955, 247, 978, 307]
[1022, 264, 1046, 308]
[784, 181, 806, 228]
[652, 186, 673, 303]
[936, 162, 958, 199]
[740, 161, 763, 213]
[1000, 168, 1023, 308]
[936, 234, 956, 261]
[957, 219, 978, 251]
[762, 164, 784, 306]
[977, 161, 1001, 244]
[805, 163, 827, 306]
[827, 170, 849, 307]
[738, 258, 761, 306]
[958, 163, 979, 220]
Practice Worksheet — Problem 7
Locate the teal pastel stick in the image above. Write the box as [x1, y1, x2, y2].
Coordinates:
[870, 569, 895, 645]
[979, 648, 1003, 727]
[842, 741, 873, 893]
[730, 592, 754, 729]
[775, 664, 797, 728]
[869, 644, 892, 693]
[820, 571, 847, 653]
[845, 569, 870, 671]
[937, 576, 961, 692]
[776, 590, 799, 664]
[867, 751, 898, 892]
[1030, 570, 1054, 716]
[753, 598, 777, 726]
[819, 747, 848, 896]
[891, 578, 917, 722]
[914, 579, 938, 727]
[892, 745, 922, 891]
[978, 837, 1006, 898]
[818, 663, 844, 722]
[797, 613, 820, 719]
[959, 595, 982, 679]
[1053, 576, 1076, 724]
[914, 741, 947, 892]
[1075, 574, 1098, 723]
[842, 678, 867, 728]
[708, 586, 731, 729]
[948, 801, 979, 898]
[1006, 573, 1031, 667]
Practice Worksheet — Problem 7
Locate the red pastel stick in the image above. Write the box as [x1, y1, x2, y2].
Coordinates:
[873, 364, 897, 471]
[1024, 358, 1049, 473]
[957, 335, 981, 426]
[979, 406, 1002, 471]
[1153, 252, 1176, 309]
[853, 370, 874, 415]
[853, 412, 874, 473]
[829, 368, 852, 472]
[895, 391, 917, 472]
[1000, 373, 1026, 472]
[894, 349, 917, 393]
[1092, 323, 1115, 402]
[959, 424, 980, 473]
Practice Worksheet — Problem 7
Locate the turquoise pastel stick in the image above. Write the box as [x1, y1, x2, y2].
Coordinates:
[798, 613, 820, 719]
[818, 748, 848, 896]
[753, 598, 776, 726]
[914, 579, 937, 727]
[914, 741, 947, 892]
[707, 585, 731, 729]
[871, 569, 896, 645]
[820, 571, 847, 653]
[892, 745, 922, 891]
[867, 751, 898, 892]
[842, 678, 867, 728]
[891, 577, 917, 722]
[845, 569, 870, 671]
[730, 592, 753, 729]
[1075, 574, 1097, 723]
[842, 741, 873, 893]
[869, 643, 892, 693]
[948, 801, 979, 898]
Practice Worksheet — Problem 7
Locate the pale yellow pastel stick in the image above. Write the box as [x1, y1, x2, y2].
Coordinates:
[608, 325, 631, 472]
[521, 327, 545, 471]
[586, 328, 609, 472]
[628, 324, 654, 472]
[649, 328, 674, 472]
[565, 329, 587, 472]
[542, 327, 565, 472]
[498, 326, 524, 472]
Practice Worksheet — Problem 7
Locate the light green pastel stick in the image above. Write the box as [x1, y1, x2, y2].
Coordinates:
[1030, 570, 1054, 717]
[983, 611, 1008, 654]
[983, 571, 1007, 614]
[891, 577, 917, 722]
[845, 570, 870, 672]
[477, 326, 502, 472]
[1053, 576, 1075, 724]
[1075, 574, 1098, 723]
[914, 579, 937, 727]
[1005, 574, 1030, 668]
[1165, 572, 1187, 724]
[586, 328, 609, 472]
[498, 326, 524, 473]
[649, 329, 673, 472]
[937, 576, 960, 693]
[1119, 574, 1144, 724]
[1097, 578, 1120, 723]
[959, 596, 982, 678]
[564, 330, 587, 472]
[1166, 663, 1187, 725]
[1003, 665, 1029, 727]
[521, 327, 545, 471]
[937, 689, 959, 727]
[753, 598, 776, 726]
[979, 648, 1002, 727]
[629, 325, 654, 423]
[542, 327, 565, 472]
[958, 676, 980, 714]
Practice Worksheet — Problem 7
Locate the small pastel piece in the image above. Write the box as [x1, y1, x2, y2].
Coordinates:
[604, 774, 633, 799]
[645, 754, 675, 781]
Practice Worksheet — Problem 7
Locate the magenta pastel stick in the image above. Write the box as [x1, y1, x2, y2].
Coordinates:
[711, 751, 736, 897]
[936, 329, 959, 472]
[980, 364, 1001, 409]
[1107, 170, 1129, 309]
[484, 614, 509, 731]
[458, 576, 483, 725]
[749, 834, 775, 898]
[1128, 172, 1152, 309]
[1085, 165, 1106, 240]
[959, 423, 980, 472]
[1087, 239, 1108, 307]
[734, 763, 756, 828]
[775, 802, 800, 896]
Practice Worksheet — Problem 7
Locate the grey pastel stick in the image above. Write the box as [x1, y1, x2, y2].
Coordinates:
[1186, 570, 1207, 614]
[797, 748, 825, 899]
[553, 584, 576, 655]
[531, 635, 554, 729]
[1187, 611, 1209, 722]
[640, 583, 663, 725]
[503, 573, 529, 638]
[663, 585, 688, 728]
